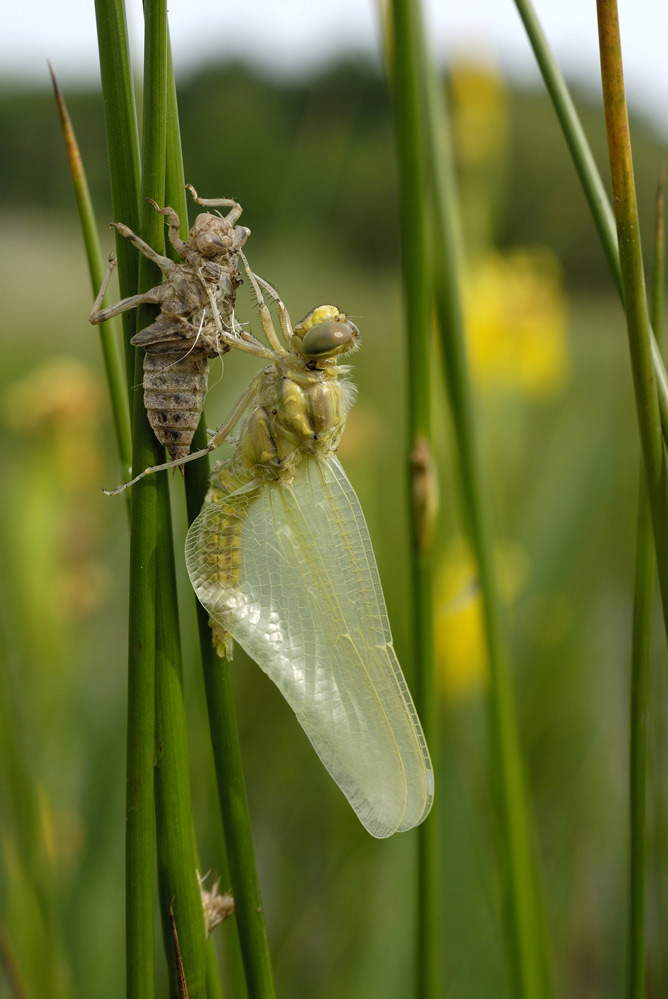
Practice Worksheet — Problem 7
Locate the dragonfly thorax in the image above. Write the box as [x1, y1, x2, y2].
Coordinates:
[233, 356, 351, 484]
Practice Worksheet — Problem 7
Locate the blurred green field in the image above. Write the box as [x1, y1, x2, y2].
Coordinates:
[1, 59, 668, 999]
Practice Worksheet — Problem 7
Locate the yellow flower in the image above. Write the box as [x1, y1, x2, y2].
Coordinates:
[464, 249, 569, 398]
[450, 57, 508, 168]
[435, 537, 528, 701]
[3, 358, 108, 630]
[3, 357, 104, 489]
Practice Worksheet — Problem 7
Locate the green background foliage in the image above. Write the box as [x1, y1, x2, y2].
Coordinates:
[1, 57, 667, 998]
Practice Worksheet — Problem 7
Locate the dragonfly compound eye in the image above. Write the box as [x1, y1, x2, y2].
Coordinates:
[300, 320, 359, 358]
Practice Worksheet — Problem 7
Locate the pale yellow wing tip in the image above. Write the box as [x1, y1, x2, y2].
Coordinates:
[360, 772, 435, 840]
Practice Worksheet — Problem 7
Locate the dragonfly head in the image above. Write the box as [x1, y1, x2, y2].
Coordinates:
[292, 305, 360, 363]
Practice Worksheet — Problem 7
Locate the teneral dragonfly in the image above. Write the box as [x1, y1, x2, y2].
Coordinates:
[181, 265, 434, 838]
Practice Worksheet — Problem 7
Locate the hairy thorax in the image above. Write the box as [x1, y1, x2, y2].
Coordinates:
[233, 356, 353, 483]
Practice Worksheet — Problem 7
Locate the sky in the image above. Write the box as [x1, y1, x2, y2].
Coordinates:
[2, 0, 667, 137]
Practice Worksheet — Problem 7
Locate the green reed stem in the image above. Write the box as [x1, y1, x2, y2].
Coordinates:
[150, 30, 211, 994]
[172, 51, 274, 988]
[411, 10, 551, 999]
[91, 2, 157, 996]
[172, 58, 273, 990]
[628, 488, 653, 999]
[627, 171, 664, 999]
[93, 0, 141, 387]
[154, 526, 208, 998]
[513, 0, 668, 446]
[596, 0, 668, 646]
[183, 462, 276, 999]
[49, 65, 132, 482]
[387, 0, 441, 995]
[125, 408, 160, 999]
[651, 172, 666, 341]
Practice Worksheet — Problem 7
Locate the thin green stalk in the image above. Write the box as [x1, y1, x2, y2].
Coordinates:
[513, 0, 668, 447]
[184, 424, 254, 996]
[206, 944, 226, 999]
[91, 3, 158, 996]
[49, 65, 132, 481]
[175, 63, 274, 991]
[628, 486, 653, 999]
[387, 1, 441, 996]
[652, 170, 666, 336]
[93, 0, 141, 385]
[155, 530, 208, 998]
[199, 637, 277, 999]
[162, 40, 267, 996]
[150, 23, 210, 995]
[627, 171, 664, 999]
[596, 1, 668, 645]
[125, 430, 160, 999]
[183, 470, 276, 999]
[414, 11, 551, 999]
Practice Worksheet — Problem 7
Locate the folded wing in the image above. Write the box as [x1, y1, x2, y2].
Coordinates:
[186, 455, 433, 837]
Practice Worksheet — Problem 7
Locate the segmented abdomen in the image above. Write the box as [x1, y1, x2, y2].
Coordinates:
[142, 350, 208, 461]
[185, 465, 259, 656]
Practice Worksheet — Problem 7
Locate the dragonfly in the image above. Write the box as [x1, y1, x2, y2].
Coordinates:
[112, 258, 434, 838]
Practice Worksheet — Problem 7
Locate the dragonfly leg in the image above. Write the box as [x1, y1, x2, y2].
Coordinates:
[200, 282, 276, 360]
[146, 198, 191, 260]
[89, 255, 168, 325]
[251, 270, 294, 348]
[238, 251, 290, 354]
[186, 184, 244, 227]
[89, 254, 117, 321]
[112, 221, 177, 275]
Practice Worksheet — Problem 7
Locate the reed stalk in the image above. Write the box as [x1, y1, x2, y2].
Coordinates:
[596, 0, 668, 649]
[385, 0, 441, 994]
[626, 170, 664, 999]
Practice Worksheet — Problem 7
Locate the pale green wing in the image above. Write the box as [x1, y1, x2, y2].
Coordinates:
[186, 456, 434, 838]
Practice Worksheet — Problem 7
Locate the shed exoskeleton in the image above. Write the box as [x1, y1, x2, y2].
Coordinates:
[90, 185, 250, 460]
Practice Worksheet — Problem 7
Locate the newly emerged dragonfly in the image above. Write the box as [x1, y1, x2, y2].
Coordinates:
[112, 260, 434, 838]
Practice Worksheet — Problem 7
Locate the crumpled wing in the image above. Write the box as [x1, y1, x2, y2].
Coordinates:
[186, 456, 434, 838]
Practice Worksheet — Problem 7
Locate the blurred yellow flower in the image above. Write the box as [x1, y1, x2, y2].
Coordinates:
[3, 358, 108, 632]
[450, 57, 508, 168]
[3, 357, 104, 490]
[464, 249, 569, 398]
[435, 537, 528, 701]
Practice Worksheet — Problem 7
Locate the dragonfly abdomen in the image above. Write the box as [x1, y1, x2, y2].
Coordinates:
[187, 463, 259, 656]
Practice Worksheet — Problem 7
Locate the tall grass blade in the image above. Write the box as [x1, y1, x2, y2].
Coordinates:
[513, 0, 668, 446]
[165, 30, 274, 996]
[428, 87, 552, 999]
[93, 0, 141, 389]
[190, 604, 278, 999]
[49, 65, 132, 481]
[184, 451, 276, 997]
[150, 24, 209, 995]
[385, 0, 441, 994]
[596, 0, 668, 647]
[91, 2, 160, 995]
[154, 532, 208, 998]
[627, 169, 664, 999]
[394, 5, 552, 997]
